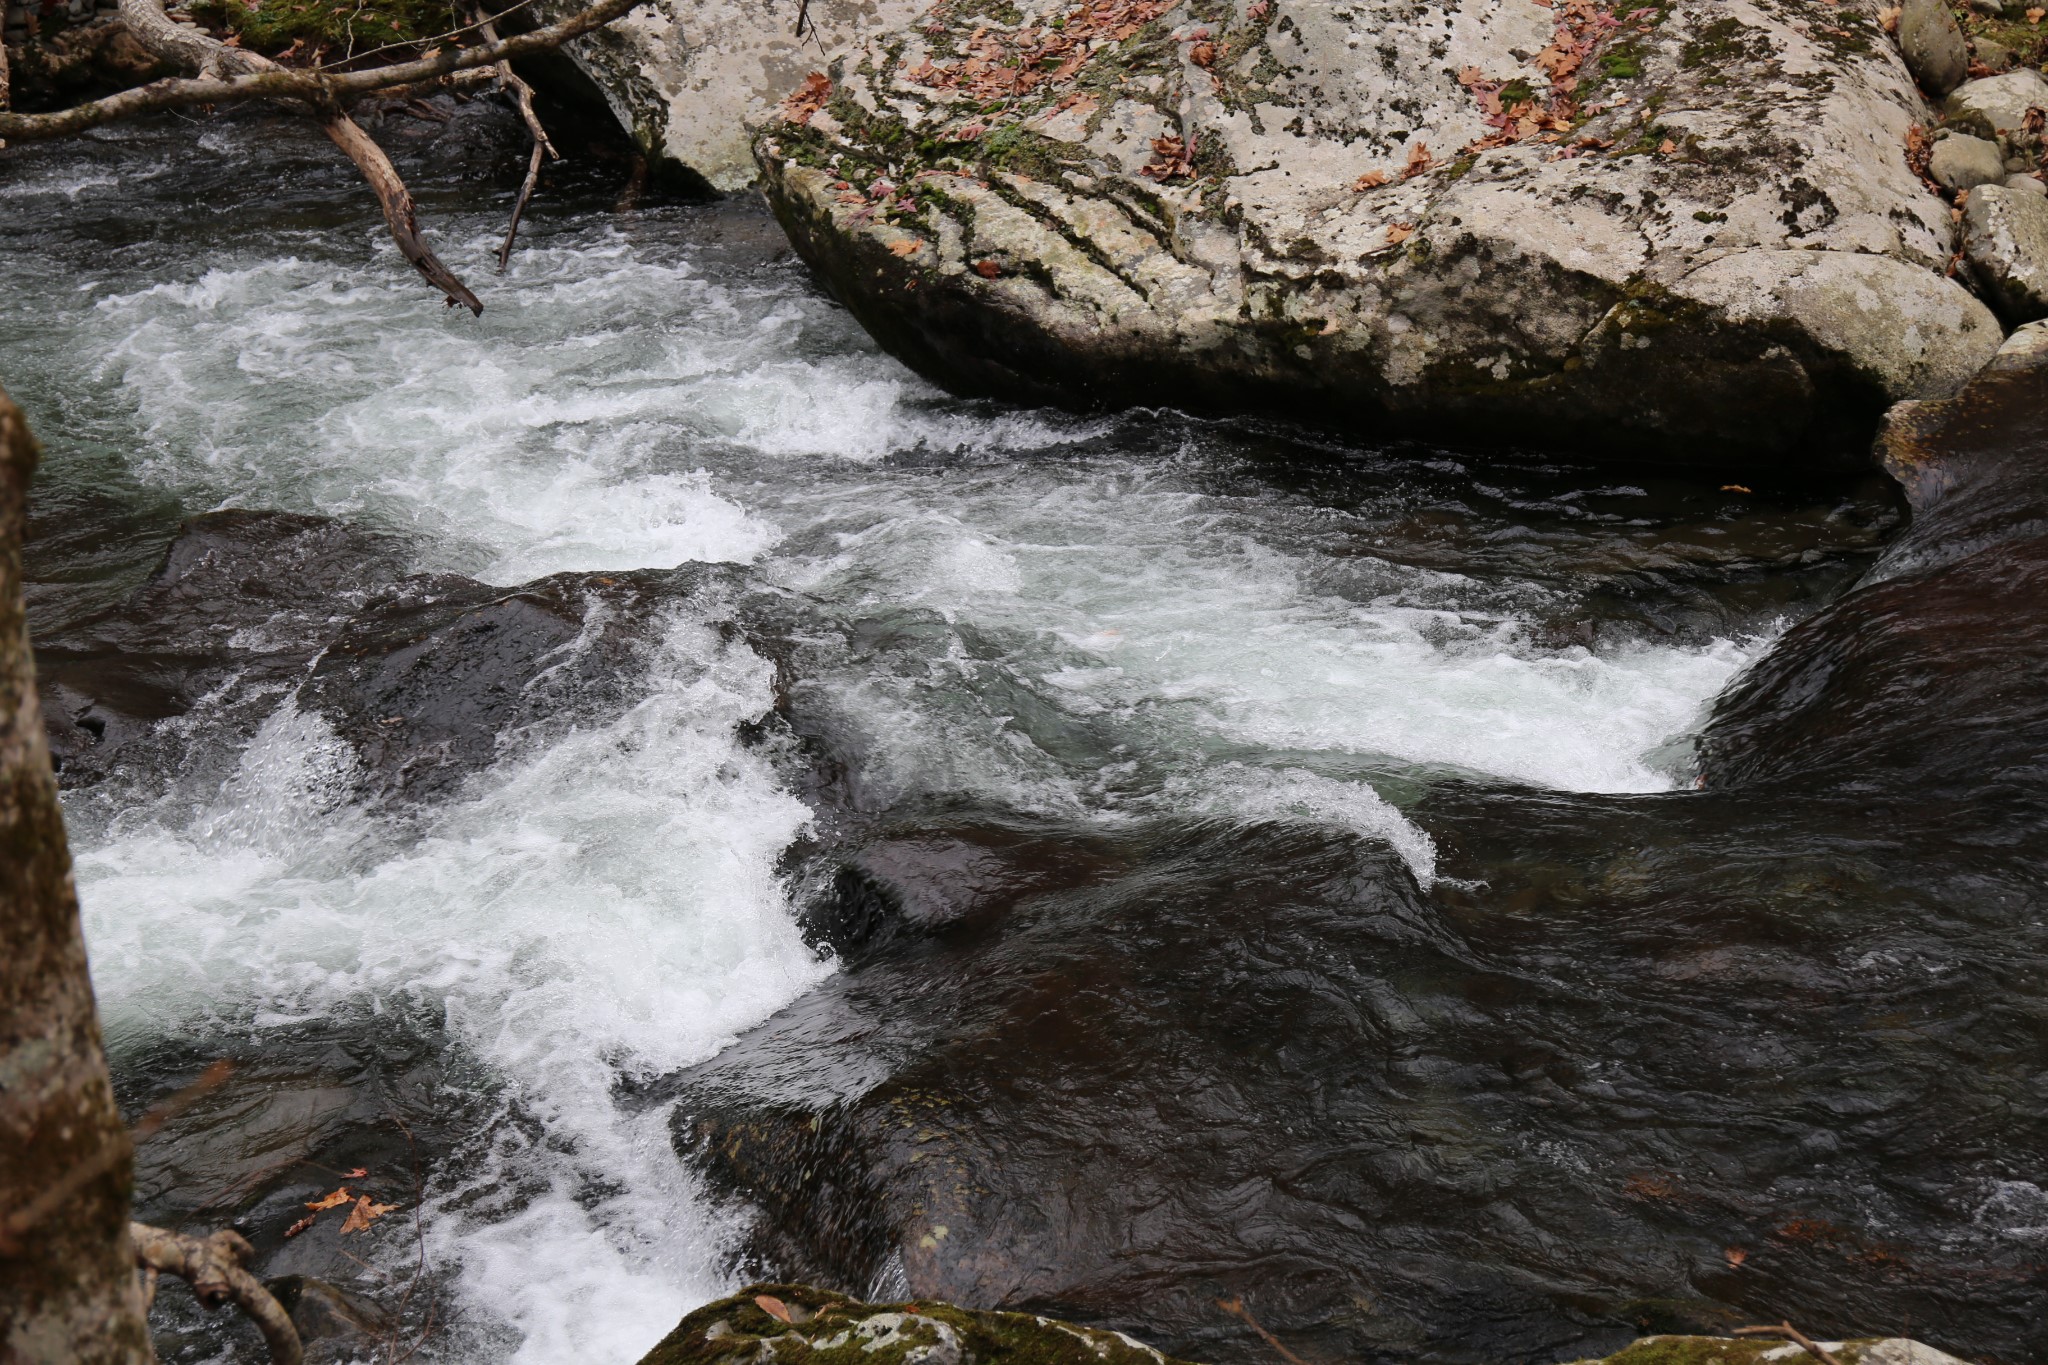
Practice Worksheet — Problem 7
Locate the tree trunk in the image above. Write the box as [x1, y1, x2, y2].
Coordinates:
[0, 387, 151, 1364]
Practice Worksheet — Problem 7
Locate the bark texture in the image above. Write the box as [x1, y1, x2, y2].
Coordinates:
[0, 388, 151, 1361]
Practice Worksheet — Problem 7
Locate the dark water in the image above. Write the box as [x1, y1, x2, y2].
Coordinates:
[4, 98, 2041, 1364]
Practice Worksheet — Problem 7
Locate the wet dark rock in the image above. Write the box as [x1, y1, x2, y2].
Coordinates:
[33, 510, 411, 787]
[297, 560, 769, 804]
[1700, 321, 2048, 790]
[661, 330, 2048, 1365]
[264, 1276, 395, 1365]
[639, 1284, 1195, 1365]
[672, 794, 2048, 1365]
[31, 504, 786, 804]
[3, 19, 182, 111]
[1898, 0, 1971, 97]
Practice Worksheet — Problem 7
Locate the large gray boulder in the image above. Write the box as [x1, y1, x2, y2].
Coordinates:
[536, 0, 927, 188]
[1897, 0, 1970, 97]
[1963, 180, 2048, 321]
[748, 0, 1998, 465]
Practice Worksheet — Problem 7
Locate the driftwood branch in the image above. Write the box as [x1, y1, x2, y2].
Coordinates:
[0, 0, 643, 143]
[463, 0, 559, 270]
[131, 1222, 304, 1365]
[99, 0, 488, 311]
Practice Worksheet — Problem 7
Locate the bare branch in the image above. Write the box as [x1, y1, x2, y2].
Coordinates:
[0, 0, 645, 144]
[462, 0, 560, 269]
[131, 1222, 304, 1365]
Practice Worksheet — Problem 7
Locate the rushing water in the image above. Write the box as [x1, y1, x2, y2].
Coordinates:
[2, 104, 1906, 1362]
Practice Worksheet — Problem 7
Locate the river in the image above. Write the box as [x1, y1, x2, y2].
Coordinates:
[3, 100, 1972, 1364]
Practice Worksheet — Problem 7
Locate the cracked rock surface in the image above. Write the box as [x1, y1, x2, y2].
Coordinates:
[734, 0, 2000, 464]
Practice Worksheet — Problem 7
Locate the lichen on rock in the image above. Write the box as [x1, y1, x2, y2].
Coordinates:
[635, 1285, 1198, 1365]
[737, 0, 1999, 465]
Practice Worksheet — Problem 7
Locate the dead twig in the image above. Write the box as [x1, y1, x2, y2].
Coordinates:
[1216, 1297, 1313, 1365]
[462, 0, 559, 270]
[1734, 1322, 1847, 1365]
[381, 1109, 437, 1365]
[132, 1222, 304, 1365]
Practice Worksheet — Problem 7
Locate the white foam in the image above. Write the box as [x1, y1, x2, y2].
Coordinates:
[78, 613, 826, 1363]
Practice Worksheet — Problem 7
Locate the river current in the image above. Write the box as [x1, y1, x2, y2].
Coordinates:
[2, 105, 1919, 1362]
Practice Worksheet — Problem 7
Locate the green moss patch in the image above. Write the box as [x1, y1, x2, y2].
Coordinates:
[187, 0, 457, 61]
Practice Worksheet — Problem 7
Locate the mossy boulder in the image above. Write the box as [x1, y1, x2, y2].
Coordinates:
[635, 1291, 1974, 1365]
[636, 1285, 1198, 1365]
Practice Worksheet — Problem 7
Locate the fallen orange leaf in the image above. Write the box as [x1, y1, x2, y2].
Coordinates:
[1721, 484, 1752, 493]
[755, 1294, 794, 1323]
[1658, 138, 1677, 155]
[1386, 223, 1415, 245]
[305, 1187, 352, 1211]
[1353, 169, 1390, 191]
[1725, 1245, 1749, 1267]
[343, 1167, 368, 1179]
[888, 238, 924, 257]
[339, 1195, 399, 1235]
[284, 1215, 317, 1239]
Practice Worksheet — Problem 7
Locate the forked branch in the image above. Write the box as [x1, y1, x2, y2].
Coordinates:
[132, 1222, 304, 1365]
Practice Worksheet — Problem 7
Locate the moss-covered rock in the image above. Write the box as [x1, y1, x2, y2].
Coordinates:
[186, 0, 456, 62]
[636, 1285, 1197, 1365]
[636, 1291, 1974, 1365]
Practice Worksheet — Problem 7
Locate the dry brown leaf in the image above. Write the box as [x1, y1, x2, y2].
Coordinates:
[1878, 4, 1900, 31]
[305, 1187, 352, 1211]
[2030, 6, 2045, 22]
[1386, 222, 1415, 245]
[343, 1167, 369, 1178]
[1189, 41, 1215, 67]
[1352, 169, 1390, 191]
[1725, 1245, 1749, 1266]
[1657, 138, 1676, 155]
[973, 259, 1003, 278]
[780, 71, 833, 127]
[755, 1294, 794, 1324]
[284, 1215, 317, 1239]
[1403, 140, 1433, 178]
[1721, 484, 1752, 494]
[339, 1195, 399, 1235]
[888, 238, 924, 257]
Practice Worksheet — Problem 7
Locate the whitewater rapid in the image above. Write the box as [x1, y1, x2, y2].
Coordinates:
[4, 117, 1772, 1363]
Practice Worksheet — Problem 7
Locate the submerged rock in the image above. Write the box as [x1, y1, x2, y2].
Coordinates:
[749, 0, 1997, 465]
[298, 562, 753, 804]
[1897, 0, 1970, 97]
[33, 510, 412, 787]
[639, 1284, 1195, 1365]
[1961, 182, 2048, 323]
